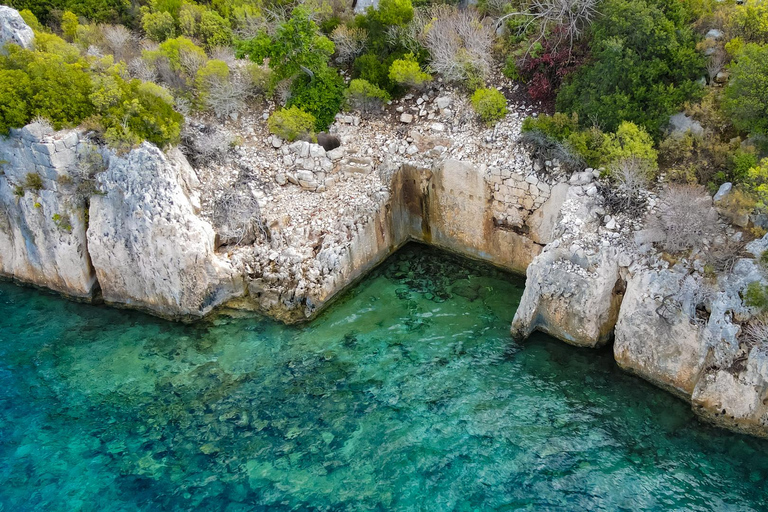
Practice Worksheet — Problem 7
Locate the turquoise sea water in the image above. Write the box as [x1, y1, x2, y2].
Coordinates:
[1, 243, 767, 511]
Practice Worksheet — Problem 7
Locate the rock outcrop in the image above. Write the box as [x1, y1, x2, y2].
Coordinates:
[512, 245, 623, 347]
[87, 144, 245, 320]
[0, 124, 97, 298]
[0, 6, 34, 53]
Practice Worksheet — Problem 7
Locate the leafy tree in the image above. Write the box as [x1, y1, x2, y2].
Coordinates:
[344, 78, 390, 112]
[0, 70, 31, 134]
[60, 11, 79, 41]
[268, 106, 316, 141]
[287, 65, 344, 130]
[556, 0, 705, 136]
[142, 10, 176, 42]
[731, 0, 768, 44]
[723, 43, 768, 136]
[245, 7, 334, 82]
[388, 53, 431, 88]
[471, 87, 507, 125]
[376, 0, 414, 26]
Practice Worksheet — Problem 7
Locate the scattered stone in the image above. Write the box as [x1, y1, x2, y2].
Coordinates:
[399, 113, 413, 124]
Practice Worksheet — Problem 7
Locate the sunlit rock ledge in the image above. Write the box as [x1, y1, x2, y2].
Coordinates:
[1, 115, 768, 439]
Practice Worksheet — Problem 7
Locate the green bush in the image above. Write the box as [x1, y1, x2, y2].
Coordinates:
[388, 53, 431, 88]
[195, 59, 229, 104]
[0, 46, 94, 131]
[600, 121, 658, 171]
[288, 65, 345, 131]
[268, 106, 316, 142]
[142, 10, 176, 42]
[0, 70, 31, 134]
[353, 53, 399, 94]
[245, 7, 334, 83]
[556, 0, 705, 136]
[745, 281, 768, 310]
[344, 79, 390, 112]
[9, 0, 129, 25]
[100, 79, 183, 150]
[521, 113, 580, 141]
[731, 0, 768, 44]
[470, 88, 507, 125]
[60, 11, 79, 41]
[724, 43, 768, 137]
[376, 0, 414, 26]
[143, 36, 206, 75]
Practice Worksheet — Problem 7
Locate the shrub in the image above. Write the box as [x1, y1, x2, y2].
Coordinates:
[25, 172, 43, 191]
[142, 10, 176, 42]
[555, 0, 705, 136]
[744, 281, 768, 311]
[0, 46, 94, 131]
[353, 52, 396, 93]
[653, 184, 718, 253]
[60, 11, 79, 42]
[268, 106, 316, 142]
[723, 43, 768, 137]
[731, 0, 768, 44]
[197, 9, 233, 49]
[388, 53, 431, 88]
[195, 59, 229, 103]
[423, 6, 493, 84]
[376, 0, 414, 26]
[566, 126, 606, 168]
[331, 26, 367, 64]
[521, 112, 580, 141]
[747, 157, 768, 210]
[599, 121, 658, 172]
[0, 70, 31, 134]
[288, 65, 345, 131]
[344, 78, 390, 113]
[471, 87, 507, 125]
[256, 7, 335, 82]
[518, 130, 585, 172]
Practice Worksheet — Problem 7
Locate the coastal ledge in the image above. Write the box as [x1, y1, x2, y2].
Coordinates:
[2, 114, 768, 440]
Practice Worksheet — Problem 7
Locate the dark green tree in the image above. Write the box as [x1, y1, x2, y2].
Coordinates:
[556, 0, 705, 136]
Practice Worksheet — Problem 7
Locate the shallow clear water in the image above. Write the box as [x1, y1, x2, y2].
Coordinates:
[1, 243, 767, 511]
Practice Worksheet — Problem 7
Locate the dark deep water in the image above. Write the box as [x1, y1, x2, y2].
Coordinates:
[1, 243, 767, 511]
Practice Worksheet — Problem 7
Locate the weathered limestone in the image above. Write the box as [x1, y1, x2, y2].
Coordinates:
[614, 255, 768, 435]
[0, 6, 34, 53]
[0, 125, 97, 298]
[87, 144, 245, 319]
[614, 269, 710, 397]
[511, 246, 623, 347]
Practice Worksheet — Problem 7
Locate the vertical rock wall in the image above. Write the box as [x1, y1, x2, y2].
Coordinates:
[0, 125, 97, 298]
[87, 144, 245, 320]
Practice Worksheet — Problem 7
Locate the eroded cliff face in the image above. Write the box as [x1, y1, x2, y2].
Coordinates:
[87, 144, 245, 320]
[0, 124, 97, 298]
[3, 117, 768, 440]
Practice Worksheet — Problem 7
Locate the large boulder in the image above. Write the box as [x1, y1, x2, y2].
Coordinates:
[511, 245, 624, 347]
[0, 6, 34, 53]
[87, 144, 244, 319]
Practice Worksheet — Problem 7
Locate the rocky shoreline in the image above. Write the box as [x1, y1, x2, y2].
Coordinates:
[2, 95, 767, 439]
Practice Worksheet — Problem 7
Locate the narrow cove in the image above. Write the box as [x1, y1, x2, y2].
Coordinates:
[1, 243, 767, 511]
